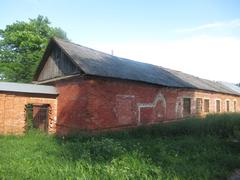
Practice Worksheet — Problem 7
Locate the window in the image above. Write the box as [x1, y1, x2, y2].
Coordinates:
[226, 100, 230, 112]
[204, 99, 210, 112]
[196, 98, 202, 114]
[234, 101, 237, 112]
[183, 98, 191, 115]
[216, 100, 221, 113]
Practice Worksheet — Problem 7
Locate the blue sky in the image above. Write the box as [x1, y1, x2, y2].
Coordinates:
[1, 0, 240, 83]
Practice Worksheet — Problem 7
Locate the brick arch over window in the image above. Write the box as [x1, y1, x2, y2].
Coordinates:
[137, 92, 166, 125]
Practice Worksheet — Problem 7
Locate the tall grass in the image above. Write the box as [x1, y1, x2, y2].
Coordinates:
[0, 113, 239, 179]
[110, 113, 240, 139]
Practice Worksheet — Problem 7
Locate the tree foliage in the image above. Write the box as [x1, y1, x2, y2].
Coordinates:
[0, 15, 68, 82]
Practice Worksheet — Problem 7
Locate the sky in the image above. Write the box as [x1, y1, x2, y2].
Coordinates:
[1, 0, 240, 83]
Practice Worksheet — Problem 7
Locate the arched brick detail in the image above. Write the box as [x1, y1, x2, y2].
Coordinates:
[137, 92, 166, 125]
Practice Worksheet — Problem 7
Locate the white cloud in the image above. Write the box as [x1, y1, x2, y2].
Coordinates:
[176, 19, 240, 32]
[85, 36, 240, 83]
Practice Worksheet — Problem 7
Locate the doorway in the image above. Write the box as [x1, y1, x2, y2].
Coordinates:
[25, 104, 49, 132]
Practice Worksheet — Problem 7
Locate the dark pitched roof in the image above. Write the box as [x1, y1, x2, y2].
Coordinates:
[35, 37, 240, 96]
[218, 81, 240, 94]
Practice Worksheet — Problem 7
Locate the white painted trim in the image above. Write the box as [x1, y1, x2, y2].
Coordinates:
[195, 97, 203, 113]
[203, 97, 210, 100]
[175, 96, 183, 118]
[233, 99, 237, 112]
[116, 95, 135, 98]
[137, 92, 166, 125]
[203, 98, 210, 113]
[195, 97, 203, 100]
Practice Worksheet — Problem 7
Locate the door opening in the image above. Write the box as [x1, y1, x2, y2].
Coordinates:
[25, 104, 49, 132]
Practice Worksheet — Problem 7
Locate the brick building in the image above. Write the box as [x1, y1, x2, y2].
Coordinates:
[0, 82, 57, 134]
[34, 38, 240, 135]
[1, 37, 240, 135]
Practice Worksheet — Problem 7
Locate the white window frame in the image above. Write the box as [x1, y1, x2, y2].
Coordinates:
[233, 99, 237, 112]
[183, 97, 192, 115]
[215, 98, 221, 113]
[195, 97, 203, 114]
[204, 98, 210, 113]
[225, 99, 230, 112]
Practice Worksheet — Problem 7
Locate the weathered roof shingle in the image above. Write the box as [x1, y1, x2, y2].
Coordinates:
[36, 38, 240, 96]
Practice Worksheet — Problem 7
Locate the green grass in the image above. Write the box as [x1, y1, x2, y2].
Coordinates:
[0, 113, 240, 179]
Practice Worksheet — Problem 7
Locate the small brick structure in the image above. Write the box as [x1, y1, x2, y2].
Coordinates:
[0, 83, 57, 135]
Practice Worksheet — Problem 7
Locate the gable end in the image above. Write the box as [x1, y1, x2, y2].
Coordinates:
[35, 40, 81, 82]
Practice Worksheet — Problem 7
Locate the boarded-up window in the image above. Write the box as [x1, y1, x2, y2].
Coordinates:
[204, 99, 210, 112]
[183, 98, 191, 115]
[216, 100, 221, 112]
[234, 101, 237, 112]
[226, 100, 230, 112]
[196, 98, 202, 114]
[115, 95, 135, 125]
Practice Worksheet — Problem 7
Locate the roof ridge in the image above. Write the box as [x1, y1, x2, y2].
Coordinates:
[53, 37, 115, 58]
[53, 37, 168, 68]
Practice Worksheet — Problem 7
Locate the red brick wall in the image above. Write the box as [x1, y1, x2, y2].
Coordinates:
[54, 76, 240, 135]
[54, 77, 89, 134]
[194, 91, 240, 114]
[0, 92, 57, 135]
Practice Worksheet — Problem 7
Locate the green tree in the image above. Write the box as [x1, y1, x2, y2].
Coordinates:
[0, 15, 68, 82]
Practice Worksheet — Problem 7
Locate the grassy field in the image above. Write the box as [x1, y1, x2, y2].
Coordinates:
[0, 113, 240, 179]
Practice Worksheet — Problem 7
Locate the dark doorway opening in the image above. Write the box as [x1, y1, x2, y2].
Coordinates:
[25, 104, 49, 132]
